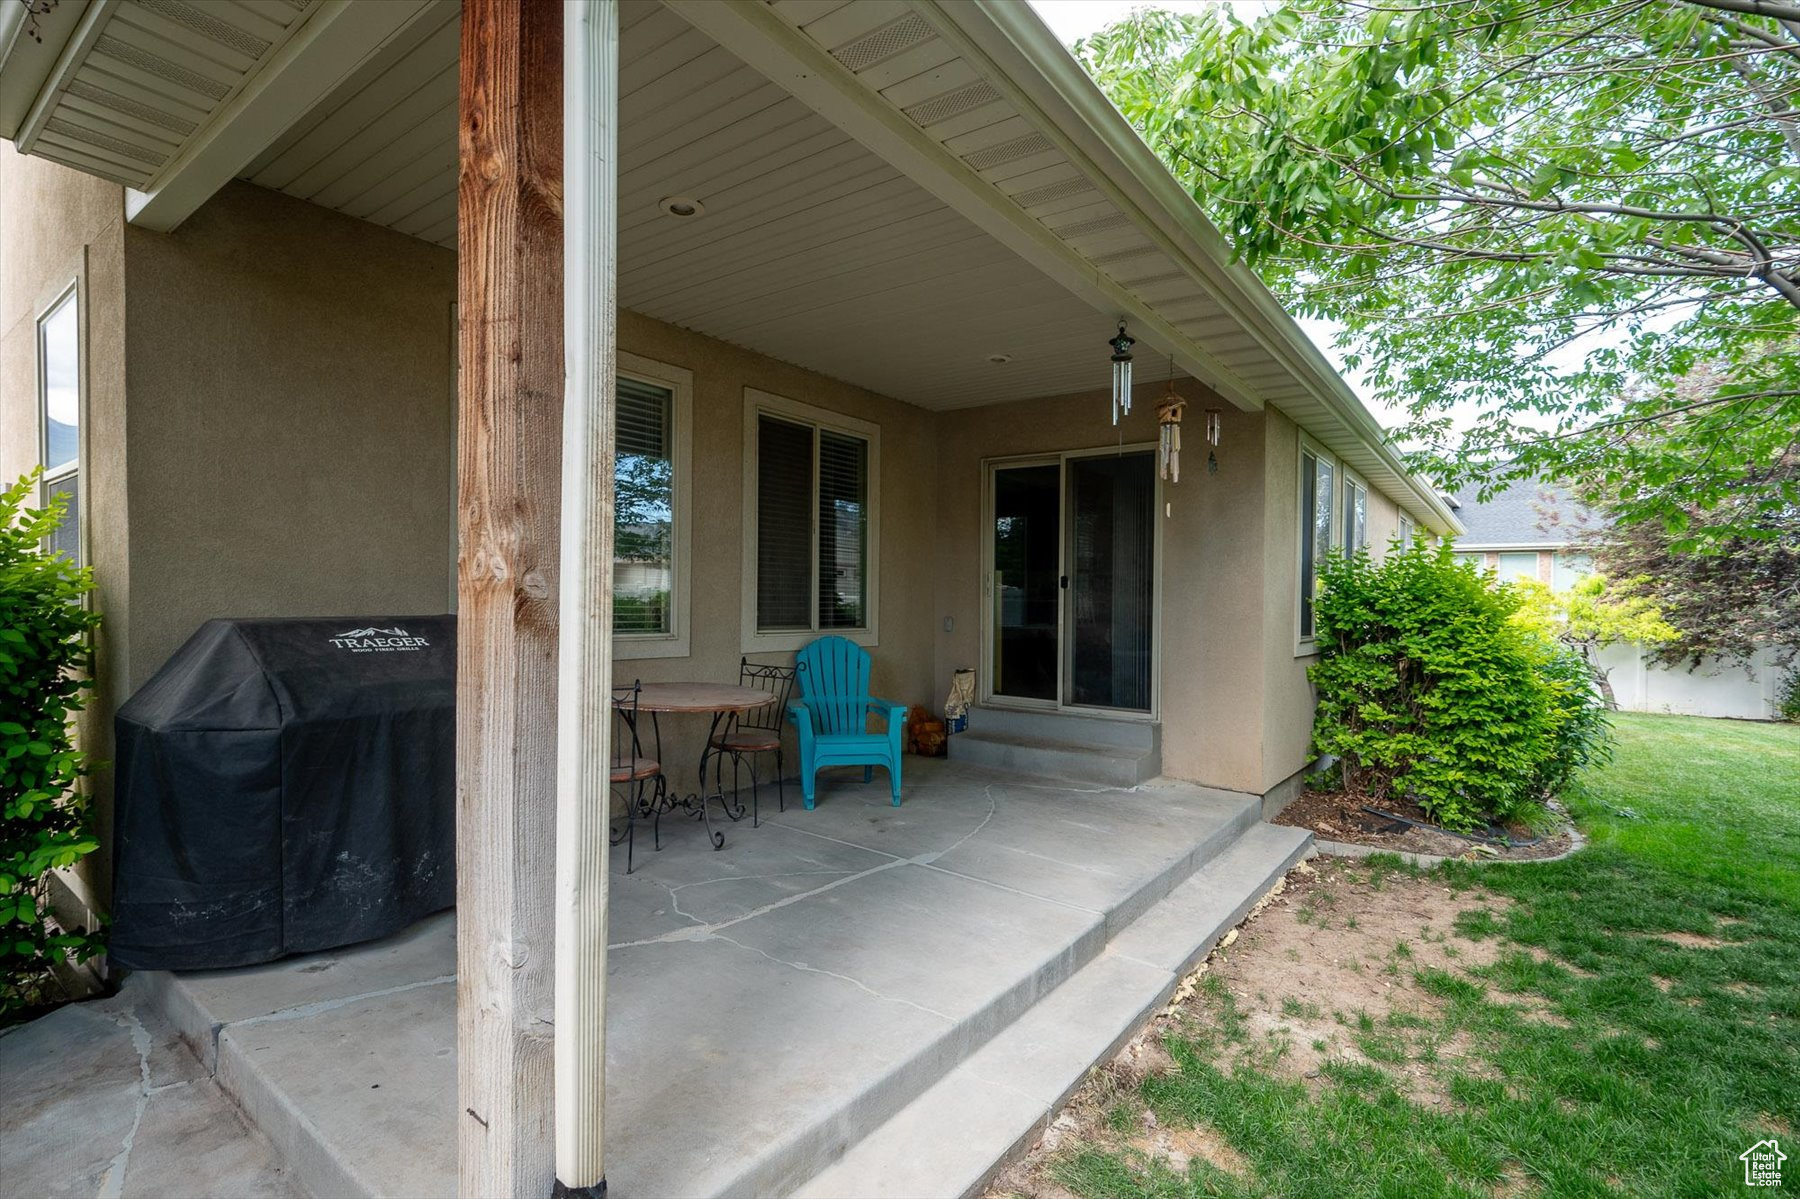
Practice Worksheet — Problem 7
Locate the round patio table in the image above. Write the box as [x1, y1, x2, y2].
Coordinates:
[626, 682, 778, 852]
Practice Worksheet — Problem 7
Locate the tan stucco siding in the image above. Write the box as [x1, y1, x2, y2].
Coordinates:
[103, 181, 941, 793]
[0, 145, 128, 913]
[121, 182, 459, 691]
[1261, 406, 1315, 791]
[612, 309, 940, 783]
[1258, 408, 1422, 790]
[932, 383, 1275, 794]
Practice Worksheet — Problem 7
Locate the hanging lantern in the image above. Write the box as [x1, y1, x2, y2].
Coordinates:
[1205, 408, 1222, 475]
[1108, 320, 1135, 425]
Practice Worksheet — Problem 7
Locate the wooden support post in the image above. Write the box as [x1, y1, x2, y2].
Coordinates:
[455, 0, 563, 1194]
[554, 1, 617, 1195]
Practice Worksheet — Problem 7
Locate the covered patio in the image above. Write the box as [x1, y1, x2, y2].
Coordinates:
[139, 761, 1307, 1198]
[0, 0, 1466, 1191]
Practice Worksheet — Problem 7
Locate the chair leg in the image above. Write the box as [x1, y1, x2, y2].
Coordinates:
[653, 775, 665, 854]
[890, 763, 902, 807]
[748, 754, 760, 828]
[864, 765, 873, 784]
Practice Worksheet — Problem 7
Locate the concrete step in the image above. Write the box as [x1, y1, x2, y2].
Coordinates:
[792, 822, 1315, 1199]
[130, 770, 1277, 1199]
[949, 730, 1159, 787]
[965, 706, 1159, 753]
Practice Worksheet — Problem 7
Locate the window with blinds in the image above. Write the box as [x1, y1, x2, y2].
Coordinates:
[614, 374, 675, 635]
[757, 416, 813, 631]
[817, 431, 867, 629]
[750, 402, 875, 639]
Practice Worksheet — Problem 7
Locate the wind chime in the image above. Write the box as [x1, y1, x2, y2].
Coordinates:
[1156, 366, 1186, 482]
[1108, 320, 1135, 425]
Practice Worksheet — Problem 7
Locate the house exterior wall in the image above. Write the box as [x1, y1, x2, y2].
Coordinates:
[1, 146, 128, 916]
[613, 308, 940, 784]
[0, 164, 1464, 912]
[45, 179, 942, 815]
[932, 384, 1277, 795]
[120, 181, 460, 691]
[1260, 407, 1314, 795]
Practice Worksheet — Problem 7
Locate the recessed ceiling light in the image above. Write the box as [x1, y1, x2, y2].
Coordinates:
[987, 353, 1013, 365]
[659, 195, 704, 218]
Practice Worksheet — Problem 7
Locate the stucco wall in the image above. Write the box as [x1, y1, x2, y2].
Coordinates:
[108, 182, 938, 798]
[0, 145, 128, 916]
[121, 182, 459, 690]
[613, 309, 940, 788]
[1260, 406, 1314, 792]
[1259, 408, 1432, 792]
[932, 381, 1276, 794]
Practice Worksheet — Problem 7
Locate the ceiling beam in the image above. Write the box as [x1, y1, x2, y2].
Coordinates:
[125, 0, 437, 233]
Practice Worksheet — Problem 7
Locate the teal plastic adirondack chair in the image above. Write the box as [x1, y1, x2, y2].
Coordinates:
[788, 636, 907, 808]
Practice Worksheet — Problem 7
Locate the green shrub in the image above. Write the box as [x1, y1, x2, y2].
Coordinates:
[1, 471, 103, 1020]
[1778, 667, 1800, 723]
[1309, 537, 1608, 831]
[1529, 639, 1615, 797]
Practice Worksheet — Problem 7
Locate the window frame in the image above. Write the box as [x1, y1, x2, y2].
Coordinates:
[613, 352, 693, 660]
[1552, 551, 1592, 592]
[1295, 434, 1338, 655]
[741, 388, 880, 653]
[1397, 513, 1415, 544]
[36, 279, 84, 568]
[1340, 470, 1369, 555]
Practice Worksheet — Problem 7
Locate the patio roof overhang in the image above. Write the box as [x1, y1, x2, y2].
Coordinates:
[0, 0, 1462, 535]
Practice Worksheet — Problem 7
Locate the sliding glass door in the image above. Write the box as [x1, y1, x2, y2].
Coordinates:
[986, 450, 1156, 714]
[991, 462, 1062, 703]
[1066, 452, 1155, 712]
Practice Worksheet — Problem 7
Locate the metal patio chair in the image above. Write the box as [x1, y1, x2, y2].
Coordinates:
[709, 658, 797, 827]
[610, 680, 663, 874]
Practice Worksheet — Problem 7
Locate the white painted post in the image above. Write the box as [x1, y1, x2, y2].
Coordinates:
[555, 1, 617, 1195]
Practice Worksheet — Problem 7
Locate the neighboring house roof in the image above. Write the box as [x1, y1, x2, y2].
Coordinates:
[1448, 478, 1595, 550]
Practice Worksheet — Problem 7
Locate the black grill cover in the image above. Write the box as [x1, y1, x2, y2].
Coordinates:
[111, 616, 456, 970]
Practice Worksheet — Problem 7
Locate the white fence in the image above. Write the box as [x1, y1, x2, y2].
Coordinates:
[1594, 644, 1790, 721]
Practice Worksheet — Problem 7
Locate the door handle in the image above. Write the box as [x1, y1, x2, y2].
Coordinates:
[1059, 575, 1068, 589]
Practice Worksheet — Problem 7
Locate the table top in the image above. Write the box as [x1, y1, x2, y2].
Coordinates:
[627, 682, 780, 714]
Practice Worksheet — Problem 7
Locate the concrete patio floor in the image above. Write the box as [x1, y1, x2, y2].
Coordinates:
[128, 759, 1300, 1198]
[0, 982, 299, 1198]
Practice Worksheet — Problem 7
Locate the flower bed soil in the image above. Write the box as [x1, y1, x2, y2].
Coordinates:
[1272, 787, 1576, 861]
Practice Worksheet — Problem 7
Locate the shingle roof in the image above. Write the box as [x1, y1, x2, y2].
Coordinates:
[1448, 478, 1595, 548]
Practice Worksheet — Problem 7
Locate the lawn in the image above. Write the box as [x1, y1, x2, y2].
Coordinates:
[1002, 713, 1800, 1199]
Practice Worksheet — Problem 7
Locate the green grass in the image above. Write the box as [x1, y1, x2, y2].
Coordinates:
[1044, 714, 1800, 1199]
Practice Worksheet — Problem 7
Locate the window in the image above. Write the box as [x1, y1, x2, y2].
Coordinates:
[1497, 551, 1539, 583]
[1297, 443, 1336, 644]
[38, 287, 80, 565]
[1398, 514, 1414, 544]
[1453, 551, 1487, 571]
[1341, 476, 1368, 553]
[614, 354, 691, 659]
[743, 390, 879, 651]
[1552, 552, 1593, 591]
